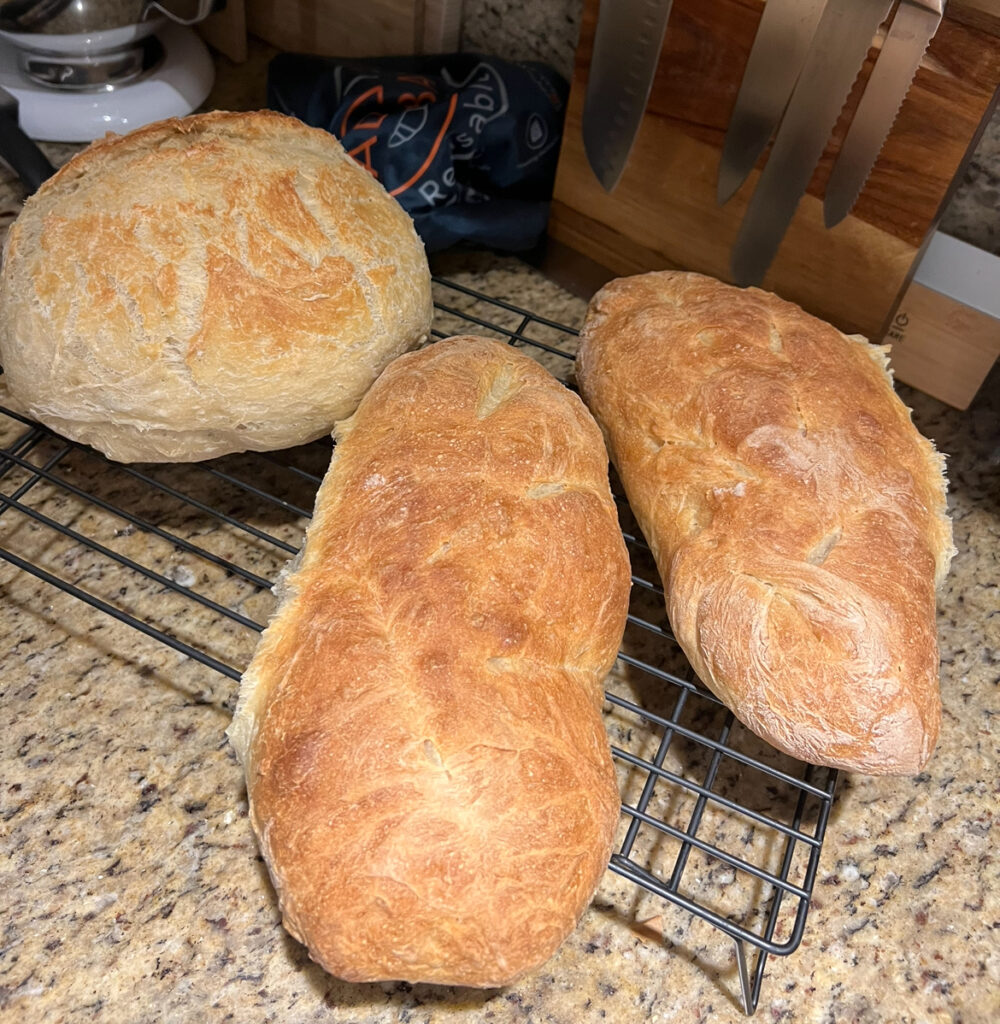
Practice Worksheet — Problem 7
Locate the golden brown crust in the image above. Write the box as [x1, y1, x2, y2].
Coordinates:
[577, 271, 954, 775]
[0, 110, 431, 462]
[228, 336, 630, 986]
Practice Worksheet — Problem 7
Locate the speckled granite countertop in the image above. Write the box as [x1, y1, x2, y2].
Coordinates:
[1, 37, 999, 1024]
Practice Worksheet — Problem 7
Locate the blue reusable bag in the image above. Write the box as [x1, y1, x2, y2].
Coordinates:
[267, 52, 570, 252]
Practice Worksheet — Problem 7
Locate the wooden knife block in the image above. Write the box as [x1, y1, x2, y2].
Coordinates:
[549, 0, 1000, 346]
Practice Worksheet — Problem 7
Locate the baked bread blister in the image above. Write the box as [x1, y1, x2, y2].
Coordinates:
[228, 336, 631, 986]
[0, 110, 432, 463]
[576, 271, 954, 775]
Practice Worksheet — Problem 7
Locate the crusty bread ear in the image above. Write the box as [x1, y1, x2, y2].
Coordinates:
[576, 271, 954, 775]
[228, 336, 631, 986]
[0, 110, 432, 463]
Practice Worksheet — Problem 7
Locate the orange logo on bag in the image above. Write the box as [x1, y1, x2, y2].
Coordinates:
[339, 75, 456, 197]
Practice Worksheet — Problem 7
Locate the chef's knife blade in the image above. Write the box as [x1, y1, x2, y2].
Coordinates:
[824, 0, 945, 227]
[717, 0, 827, 206]
[582, 0, 675, 192]
[730, 0, 896, 287]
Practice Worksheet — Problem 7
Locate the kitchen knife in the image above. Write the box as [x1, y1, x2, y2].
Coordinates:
[582, 0, 675, 192]
[824, 0, 946, 227]
[0, 85, 54, 193]
[730, 0, 896, 287]
[717, 0, 827, 206]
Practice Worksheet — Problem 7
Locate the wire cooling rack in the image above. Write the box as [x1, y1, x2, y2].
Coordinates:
[0, 275, 838, 1015]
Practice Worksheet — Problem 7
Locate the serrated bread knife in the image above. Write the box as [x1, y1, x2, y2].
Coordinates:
[717, 0, 827, 206]
[582, 0, 676, 192]
[730, 0, 896, 287]
[824, 0, 946, 227]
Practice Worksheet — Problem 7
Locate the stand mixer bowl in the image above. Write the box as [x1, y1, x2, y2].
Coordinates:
[0, 0, 222, 89]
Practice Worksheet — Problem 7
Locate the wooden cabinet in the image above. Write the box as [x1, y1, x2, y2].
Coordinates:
[243, 0, 462, 57]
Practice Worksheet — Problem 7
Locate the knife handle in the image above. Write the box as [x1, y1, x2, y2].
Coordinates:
[0, 109, 56, 194]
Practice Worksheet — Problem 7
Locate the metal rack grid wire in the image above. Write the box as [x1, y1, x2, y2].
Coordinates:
[0, 275, 838, 1015]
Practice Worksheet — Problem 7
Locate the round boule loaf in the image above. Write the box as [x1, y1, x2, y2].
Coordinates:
[0, 110, 432, 463]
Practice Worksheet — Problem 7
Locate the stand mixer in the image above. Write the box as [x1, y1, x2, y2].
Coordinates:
[0, 0, 223, 141]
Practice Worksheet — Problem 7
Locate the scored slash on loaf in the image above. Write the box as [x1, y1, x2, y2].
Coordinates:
[576, 271, 955, 775]
[0, 110, 432, 463]
[228, 337, 632, 987]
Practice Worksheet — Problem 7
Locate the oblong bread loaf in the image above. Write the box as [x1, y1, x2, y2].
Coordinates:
[228, 336, 631, 986]
[0, 110, 432, 463]
[576, 271, 954, 775]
